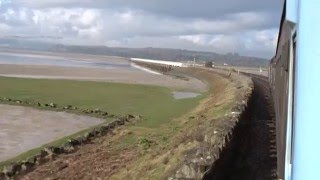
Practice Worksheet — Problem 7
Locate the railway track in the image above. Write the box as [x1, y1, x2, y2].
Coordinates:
[204, 73, 277, 179]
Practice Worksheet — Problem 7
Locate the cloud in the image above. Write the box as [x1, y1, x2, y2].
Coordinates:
[1, 0, 283, 58]
[0, 23, 11, 32]
[178, 30, 278, 58]
[14, 0, 280, 20]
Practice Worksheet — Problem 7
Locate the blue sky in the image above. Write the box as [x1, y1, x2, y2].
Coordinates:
[0, 0, 283, 58]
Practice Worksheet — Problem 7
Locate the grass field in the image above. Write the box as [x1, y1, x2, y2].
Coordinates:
[0, 76, 204, 128]
[0, 68, 250, 179]
[0, 76, 205, 169]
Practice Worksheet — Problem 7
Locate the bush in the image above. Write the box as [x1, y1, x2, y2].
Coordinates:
[139, 137, 152, 149]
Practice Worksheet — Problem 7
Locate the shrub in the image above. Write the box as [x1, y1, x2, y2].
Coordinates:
[139, 137, 152, 149]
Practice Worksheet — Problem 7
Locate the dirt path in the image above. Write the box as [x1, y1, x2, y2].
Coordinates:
[0, 104, 102, 162]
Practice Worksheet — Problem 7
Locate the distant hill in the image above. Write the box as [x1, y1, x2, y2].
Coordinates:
[0, 38, 269, 67]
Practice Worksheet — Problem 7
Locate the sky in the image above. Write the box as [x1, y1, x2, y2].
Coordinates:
[0, 0, 283, 58]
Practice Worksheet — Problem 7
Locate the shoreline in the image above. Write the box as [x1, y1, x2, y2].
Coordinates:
[0, 104, 103, 162]
[0, 64, 208, 93]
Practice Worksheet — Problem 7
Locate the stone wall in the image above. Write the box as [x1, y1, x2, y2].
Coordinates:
[0, 99, 139, 179]
[171, 69, 254, 179]
[0, 98, 115, 119]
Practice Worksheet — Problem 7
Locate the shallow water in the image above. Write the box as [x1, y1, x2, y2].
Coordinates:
[0, 52, 135, 70]
[0, 104, 102, 162]
[172, 91, 201, 99]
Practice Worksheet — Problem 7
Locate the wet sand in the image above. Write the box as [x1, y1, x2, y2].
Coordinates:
[0, 104, 102, 162]
[0, 64, 207, 92]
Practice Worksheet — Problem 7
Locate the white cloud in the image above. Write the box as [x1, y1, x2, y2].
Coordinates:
[29, 8, 103, 39]
[0, 23, 11, 32]
[177, 29, 277, 58]
[0, 0, 283, 58]
[0, 0, 11, 7]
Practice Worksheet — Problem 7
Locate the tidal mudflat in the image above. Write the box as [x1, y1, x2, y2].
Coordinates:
[0, 104, 102, 162]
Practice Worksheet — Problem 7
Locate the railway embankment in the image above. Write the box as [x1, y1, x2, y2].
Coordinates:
[1, 66, 256, 179]
[168, 68, 254, 179]
[203, 74, 277, 179]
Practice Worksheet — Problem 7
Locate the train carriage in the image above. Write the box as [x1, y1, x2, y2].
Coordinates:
[269, 0, 320, 179]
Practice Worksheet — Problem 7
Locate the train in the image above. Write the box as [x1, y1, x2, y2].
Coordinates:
[269, 1, 296, 179]
[269, 0, 320, 179]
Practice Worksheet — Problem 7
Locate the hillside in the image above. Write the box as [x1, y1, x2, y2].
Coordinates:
[0, 38, 269, 67]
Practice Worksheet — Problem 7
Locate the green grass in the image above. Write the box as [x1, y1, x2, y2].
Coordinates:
[0, 76, 203, 127]
[0, 76, 205, 170]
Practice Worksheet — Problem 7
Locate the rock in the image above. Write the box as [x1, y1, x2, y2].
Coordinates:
[63, 106, 70, 110]
[34, 155, 43, 165]
[0, 172, 5, 179]
[90, 129, 98, 137]
[43, 147, 62, 160]
[196, 148, 204, 157]
[76, 136, 88, 144]
[82, 109, 93, 113]
[135, 115, 142, 120]
[44, 147, 53, 154]
[25, 101, 32, 105]
[44, 103, 49, 107]
[100, 125, 110, 132]
[94, 108, 101, 113]
[175, 164, 197, 179]
[26, 156, 37, 165]
[21, 161, 34, 172]
[3, 97, 11, 101]
[3, 163, 21, 176]
[108, 122, 116, 129]
[68, 139, 80, 146]
[115, 120, 125, 126]
[16, 100, 22, 104]
[63, 144, 75, 153]
[126, 114, 135, 119]
[84, 132, 94, 139]
[49, 103, 57, 108]
[93, 127, 104, 136]
[39, 150, 48, 158]
[53, 147, 63, 154]
[101, 112, 108, 116]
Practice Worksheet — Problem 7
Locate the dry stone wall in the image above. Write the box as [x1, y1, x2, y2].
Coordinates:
[0, 99, 139, 179]
[171, 69, 254, 179]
